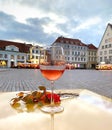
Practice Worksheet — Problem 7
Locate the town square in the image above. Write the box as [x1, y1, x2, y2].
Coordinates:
[0, 68, 112, 98]
[0, 1, 112, 130]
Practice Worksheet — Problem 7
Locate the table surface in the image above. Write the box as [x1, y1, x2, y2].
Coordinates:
[0, 89, 112, 130]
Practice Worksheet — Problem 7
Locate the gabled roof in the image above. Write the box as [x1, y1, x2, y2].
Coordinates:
[0, 40, 32, 53]
[98, 23, 112, 49]
[87, 44, 97, 50]
[108, 23, 112, 28]
[53, 36, 87, 47]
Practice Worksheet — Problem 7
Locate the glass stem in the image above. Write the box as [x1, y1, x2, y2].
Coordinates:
[51, 114, 54, 130]
[51, 80, 54, 106]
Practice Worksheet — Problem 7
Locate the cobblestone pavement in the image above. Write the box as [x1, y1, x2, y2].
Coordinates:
[0, 68, 112, 98]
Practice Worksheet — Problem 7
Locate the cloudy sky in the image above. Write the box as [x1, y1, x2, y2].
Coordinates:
[0, 0, 112, 47]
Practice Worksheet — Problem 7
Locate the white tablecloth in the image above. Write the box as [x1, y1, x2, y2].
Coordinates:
[0, 89, 112, 130]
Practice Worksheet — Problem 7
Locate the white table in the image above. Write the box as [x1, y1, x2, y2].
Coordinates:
[0, 89, 112, 130]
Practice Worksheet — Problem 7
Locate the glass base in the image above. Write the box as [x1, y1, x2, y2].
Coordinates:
[41, 105, 64, 114]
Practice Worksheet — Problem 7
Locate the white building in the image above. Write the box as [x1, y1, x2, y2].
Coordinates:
[53, 36, 88, 68]
[0, 40, 31, 67]
[53, 36, 97, 69]
[97, 23, 112, 64]
[0, 37, 97, 69]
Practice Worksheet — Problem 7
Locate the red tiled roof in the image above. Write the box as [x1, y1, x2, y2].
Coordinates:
[0, 40, 32, 53]
[87, 44, 97, 50]
[54, 36, 87, 46]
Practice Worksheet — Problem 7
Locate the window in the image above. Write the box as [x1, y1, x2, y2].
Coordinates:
[93, 52, 96, 56]
[102, 46, 104, 49]
[72, 51, 74, 55]
[11, 55, 14, 60]
[75, 51, 77, 56]
[91, 52, 93, 55]
[27, 55, 30, 60]
[100, 57, 102, 62]
[105, 45, 108, 48]
[104, 51, 107, 55]
[17, 55, 20, 59]
[36, 50, 38, 53]
[22, 56, 24, 59]
[32, 55, 34, 59]
[78, 52, 80, 55]
[11, 48, 14, 51]
[0, 54, 3, 58]
[104, 56, 107, 61]
[109, 44, 111, 48]
[109, 50, 112, 54]
[36, 56, 38, 59]
[4, 54, 7, 58]
[109, 56, 112, 62]
[81, 57, 83, 61]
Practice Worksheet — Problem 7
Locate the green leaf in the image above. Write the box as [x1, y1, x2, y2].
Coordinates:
[37, 101, 43, 107]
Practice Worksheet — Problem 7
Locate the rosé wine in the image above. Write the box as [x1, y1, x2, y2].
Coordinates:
[40, 69, 65, 81]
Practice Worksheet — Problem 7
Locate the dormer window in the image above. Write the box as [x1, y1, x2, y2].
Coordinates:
[11, 48, 14, 51]
[5, 45, 19, 52]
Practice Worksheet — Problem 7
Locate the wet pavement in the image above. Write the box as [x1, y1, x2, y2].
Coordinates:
[0, 68, 112, 98]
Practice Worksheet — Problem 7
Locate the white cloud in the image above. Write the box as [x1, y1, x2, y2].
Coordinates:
[0, 0, 112, 47]
[42, 22, 68, 36]
[0, 4, 40, 23]
[74, 17, 102, 32]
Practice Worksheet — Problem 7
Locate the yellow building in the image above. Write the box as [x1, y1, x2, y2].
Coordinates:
[29, 45, 42, 64]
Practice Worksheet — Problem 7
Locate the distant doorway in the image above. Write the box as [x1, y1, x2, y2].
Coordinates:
[91, 64, 95, 69]
[11, 61, 14, 68]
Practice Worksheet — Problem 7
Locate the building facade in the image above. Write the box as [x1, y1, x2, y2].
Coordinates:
[87, 44, 97, 68]
[29, 45, 41, 64]
[0, 37, 97, 69]
[0, 40, 31, 67]
[53, 36, 97, 69]
[97, 23, 112, 64]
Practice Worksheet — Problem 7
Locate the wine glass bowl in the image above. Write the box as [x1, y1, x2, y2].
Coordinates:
[39, 46, 66, 113]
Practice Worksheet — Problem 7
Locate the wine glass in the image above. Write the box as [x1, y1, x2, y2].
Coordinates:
[39, 46, 66, 113]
